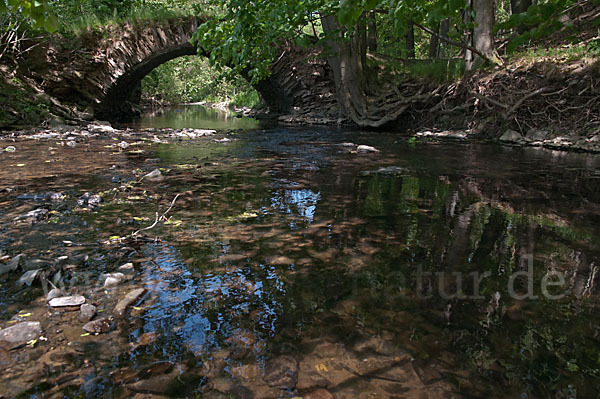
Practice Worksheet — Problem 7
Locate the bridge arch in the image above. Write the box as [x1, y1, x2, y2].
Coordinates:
[39, 17, 336, 123]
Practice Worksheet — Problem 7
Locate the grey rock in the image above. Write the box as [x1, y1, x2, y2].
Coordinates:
[0, 254, 24, 276]
[48, 295, 86, 308]
[46, 288, 66, 302]
[526, 129, 549, 141]
[83, 318, 112, 334]
[66, 140, 77, 147]
[79, 304, 97, 322]
[356, 145, 379, 153]
[499, 129, 524, 143]
[17, 269, 41, 286]
[101, 272, 126, 287]
[118, 141, 130, 149]
[263, 356, 298, 389]
[143, 169, 163, 182]
[0, 321, 42, 343]
[114, 288, 147, 317]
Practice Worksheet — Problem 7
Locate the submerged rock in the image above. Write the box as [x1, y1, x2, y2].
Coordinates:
[83, 318, 112, 334]
[0, 321, 42, 343]
[48, 295, 86, 308]
[304, 389, 334, 399]
[114, 288, 147, 317]
[79, 304, 97, 323]
[263, 356, 298, 389]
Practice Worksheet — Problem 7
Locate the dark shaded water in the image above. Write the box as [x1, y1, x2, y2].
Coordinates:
[0, 113, 599, 398]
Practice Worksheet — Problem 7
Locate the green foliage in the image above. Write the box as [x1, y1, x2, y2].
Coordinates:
[141, 56, 259, 107]
[0, 0, 58, 32]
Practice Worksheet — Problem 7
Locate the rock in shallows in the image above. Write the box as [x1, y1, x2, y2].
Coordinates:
[356, 145, 379, 153]
[83, 318, 112, 334]
[46, 288, 66, 302]
[0, 321, 42, 343]
[114, 288, 147, 317]
[79, 304, 97, 322]
[48, 295, 86, 308]
[263, 356, 299, 389]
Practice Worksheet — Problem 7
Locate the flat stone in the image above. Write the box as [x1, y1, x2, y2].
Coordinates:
[0, 322, 42, 343]
[114, 288, 147, 317]
[79, 304, 97, 322]
[83, 318, 112, 334]
[263, 356, 298, 389]
[48, 295, 86, 308]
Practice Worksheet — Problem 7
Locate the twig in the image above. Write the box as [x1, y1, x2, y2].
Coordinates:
[132, 193, 181, 237]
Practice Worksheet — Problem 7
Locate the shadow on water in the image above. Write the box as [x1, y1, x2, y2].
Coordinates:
[0, 123, 599, 398]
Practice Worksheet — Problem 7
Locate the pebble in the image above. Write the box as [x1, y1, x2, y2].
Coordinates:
[118, 262, 135, 272]
[102, 272, 126, 287]
[0, 321, 42, 343]
[48, 295, 86, 308]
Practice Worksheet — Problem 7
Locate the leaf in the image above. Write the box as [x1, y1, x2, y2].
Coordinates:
[80, 333, 90, 337]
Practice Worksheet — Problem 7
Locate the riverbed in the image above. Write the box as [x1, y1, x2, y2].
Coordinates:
[0, 107, 599, 398]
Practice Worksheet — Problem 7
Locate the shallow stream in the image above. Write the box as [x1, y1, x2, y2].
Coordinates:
[0, 107, 599, 398]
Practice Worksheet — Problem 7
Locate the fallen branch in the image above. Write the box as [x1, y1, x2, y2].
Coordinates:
[132, 193, 181, 237]
[506, 87, 550, 116]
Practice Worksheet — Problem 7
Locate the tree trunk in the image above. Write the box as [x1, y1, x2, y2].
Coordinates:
[466, 0, 500, 70]
[320, 14, 368, 122]
[463, 0, 473, 69]
[510, 0, 532, 33]
[440, 18, 450, 58]
[405, 21, 415, 59]
[429, 23, 440, 58]
[357, 13, 367, 71]
[367, 11, 377, 52]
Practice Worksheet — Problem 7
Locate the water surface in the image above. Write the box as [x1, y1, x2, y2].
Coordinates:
[0, 120, 598, 399]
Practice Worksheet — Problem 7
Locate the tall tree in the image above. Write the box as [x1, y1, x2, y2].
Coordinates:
[367, 11, 377, 52]
[405, 20, 415, 59]
[428, 22, 440, 58]
[467, 0, 501, 70]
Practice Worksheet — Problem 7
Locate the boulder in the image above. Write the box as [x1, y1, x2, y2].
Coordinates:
[48, 295, 86, 308]
[356, 145, 379, 153]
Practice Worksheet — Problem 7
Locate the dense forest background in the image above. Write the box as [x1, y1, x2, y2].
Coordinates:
[0, 0, 599, 128]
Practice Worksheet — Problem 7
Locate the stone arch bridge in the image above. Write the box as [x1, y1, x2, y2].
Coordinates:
[31, 17, 336, 122]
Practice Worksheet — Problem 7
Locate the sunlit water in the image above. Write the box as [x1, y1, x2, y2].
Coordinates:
[123, 104, 261, 130]
[0, 109, 599, 398]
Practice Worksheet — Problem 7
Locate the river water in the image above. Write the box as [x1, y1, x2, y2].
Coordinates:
[0, 106, 599, 398]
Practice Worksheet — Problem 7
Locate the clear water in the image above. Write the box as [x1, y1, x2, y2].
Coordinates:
[0, 110, 599, 398]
